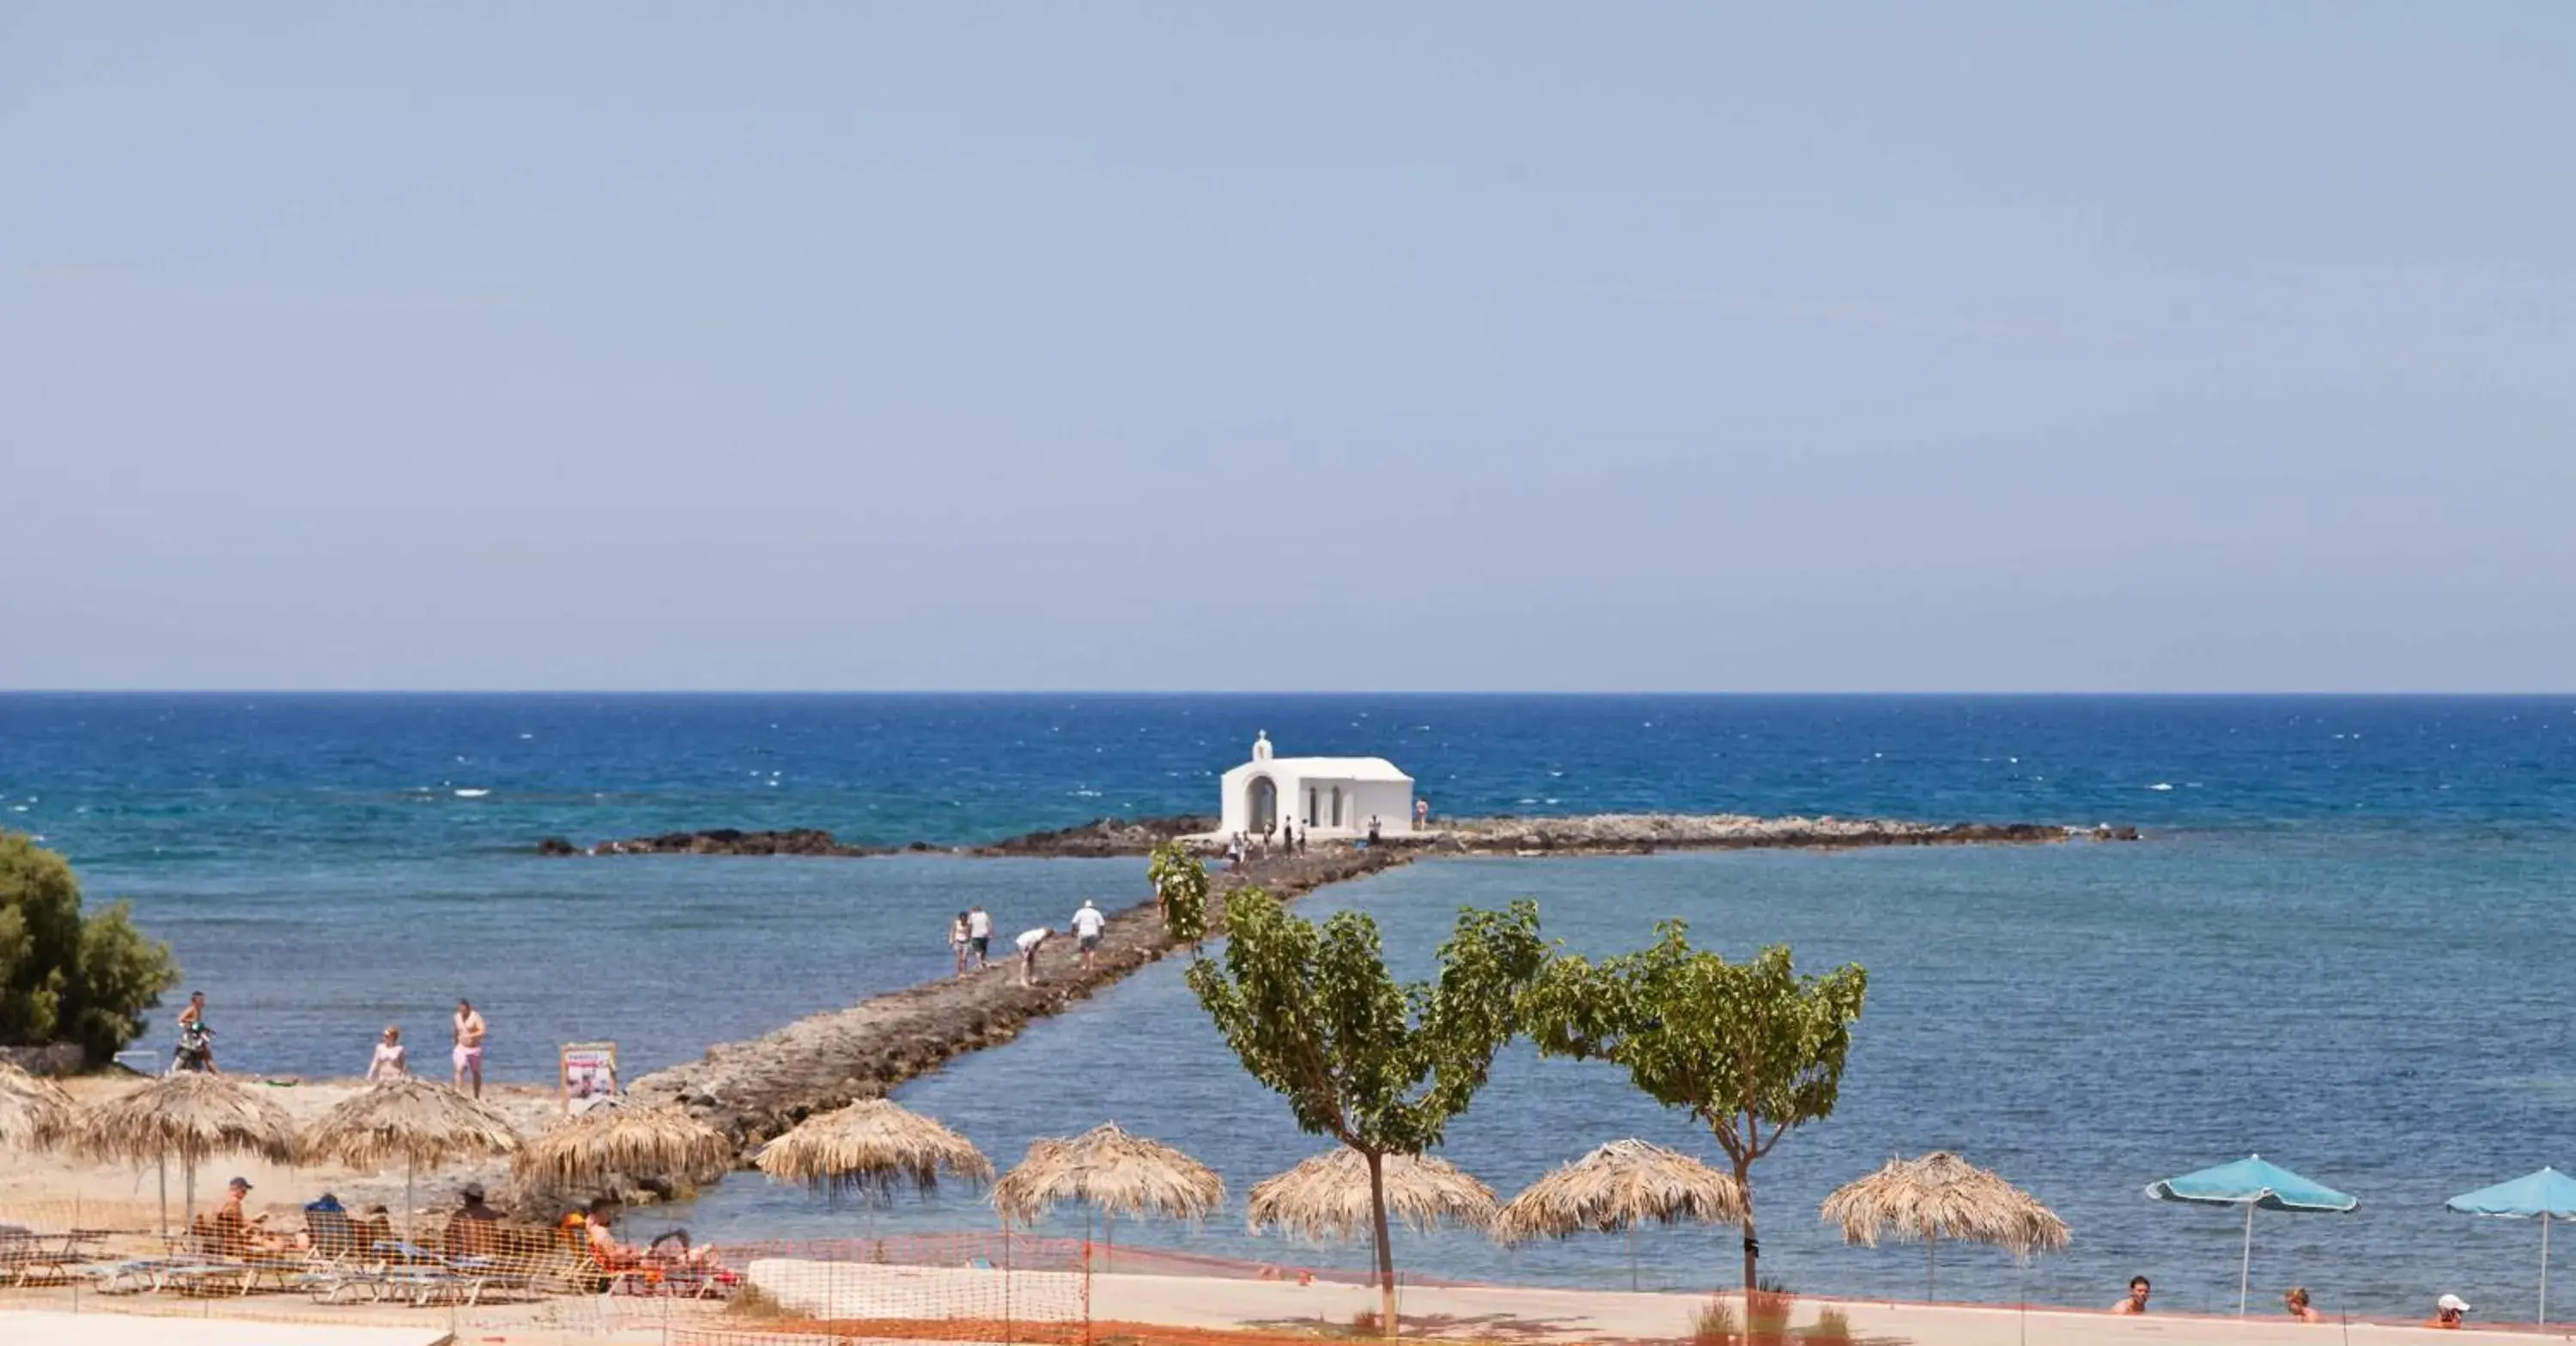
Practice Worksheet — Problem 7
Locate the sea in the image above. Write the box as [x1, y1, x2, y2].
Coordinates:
[3, 693, 2573, 1320]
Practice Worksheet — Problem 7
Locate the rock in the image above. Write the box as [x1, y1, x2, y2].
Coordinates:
[1435, 814, 2092, 854]
[557, 828, 890, 858]
[972, 815, 1214, 858]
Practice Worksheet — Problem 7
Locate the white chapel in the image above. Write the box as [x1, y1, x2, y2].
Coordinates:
[1218, 731, 1417, 839]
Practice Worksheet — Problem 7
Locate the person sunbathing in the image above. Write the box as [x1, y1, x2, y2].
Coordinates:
[2283, 1287, 2322, 1322]
[580, 1201, 645, 1271]
[207, 1178, 296, 1257]
[580, 1201, 723, 1286]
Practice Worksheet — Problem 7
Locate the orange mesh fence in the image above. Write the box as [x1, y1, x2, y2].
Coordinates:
[673, 1321, 1409, 1346]
[3, 1207, 1457, 1346]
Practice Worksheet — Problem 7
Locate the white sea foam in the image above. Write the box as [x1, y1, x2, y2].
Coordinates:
[453, 788, 491, 798]
[2148, 783, 2174, 791]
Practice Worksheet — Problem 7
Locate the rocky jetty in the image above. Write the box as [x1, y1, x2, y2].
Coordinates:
[1425, 813, 2105, 854]
[627, 842, 1403, 1154]
[539, 828, 890, 857]
[970, 815, 1212, 857]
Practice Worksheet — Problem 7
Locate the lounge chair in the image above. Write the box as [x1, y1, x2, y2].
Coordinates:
[0, 1226, 112, 1287]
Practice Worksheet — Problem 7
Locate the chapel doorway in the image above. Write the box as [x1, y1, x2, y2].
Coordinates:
[1248, 776, 1277, 834]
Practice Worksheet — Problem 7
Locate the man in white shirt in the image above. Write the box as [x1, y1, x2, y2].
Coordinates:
[1071, 900, 1108, 968]
[967, 906, 993, 969]
[1013, 926, 1053, 987]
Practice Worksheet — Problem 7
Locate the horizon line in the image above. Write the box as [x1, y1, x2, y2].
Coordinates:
[7, 688, 2576, 699]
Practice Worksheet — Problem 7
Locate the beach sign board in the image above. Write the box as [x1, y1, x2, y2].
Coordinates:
[559, 1040, 620, 1114]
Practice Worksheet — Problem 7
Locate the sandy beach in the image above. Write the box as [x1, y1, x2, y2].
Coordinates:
[8, 1269, 2572, 1346]
[0, 1074, 562, 1234]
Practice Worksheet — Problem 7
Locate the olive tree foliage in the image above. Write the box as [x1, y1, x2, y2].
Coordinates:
[1145, 840, 1209, 943]
[0, 832, 183, 1064]
[1186, 888, 1546, 1329]
[1522, 925, 1867, 1298]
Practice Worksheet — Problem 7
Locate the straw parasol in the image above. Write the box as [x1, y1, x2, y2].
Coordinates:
[1247, 1148, 1498, 1242]
[74, 1071, 299, 1235]
[514, 1100, 732, 1195]
[1252, 1149, 1497, 1335]
[301, 1077, 522, 1241]
[0, 1063, 78, 1152]
[1492, 1138, 1747, 1291]
[756, 1098, 993, 1201]
[993, 1122, 1223, 1268]
[1822, 1151, 2070, 1299]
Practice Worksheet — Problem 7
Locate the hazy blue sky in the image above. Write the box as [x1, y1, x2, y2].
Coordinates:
[4, 4, 2571, 691]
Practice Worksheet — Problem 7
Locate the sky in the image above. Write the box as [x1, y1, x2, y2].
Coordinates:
[3, 3, 2572, 692]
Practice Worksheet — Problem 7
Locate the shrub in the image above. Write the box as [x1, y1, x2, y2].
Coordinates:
[0, 832, 181, 1065]
[1692, 1296, 1741, 1346]
[1803, 1306, 1853, 1344]
[1747, 1281, 1798, 1346]
[1347, 1308, 1383, 1337]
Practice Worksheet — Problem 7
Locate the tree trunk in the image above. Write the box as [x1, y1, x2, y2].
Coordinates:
[1367, 1149, 1397, 1337]
[1734, 1153, 1758, 1301]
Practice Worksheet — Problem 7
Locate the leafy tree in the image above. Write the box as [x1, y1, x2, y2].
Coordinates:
[1187, 888, 1546, 1331]
[0, 832, 182, 1064]
[1145, 841, 1209, 943]
[1523, 925, 1867, 1298]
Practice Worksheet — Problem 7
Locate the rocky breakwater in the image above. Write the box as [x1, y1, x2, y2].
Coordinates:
[538, 828, 894, 857]
[537, 815, 1215, 858]
[1429, 813, 2126, 855]
[970, 815, 1212, 857]
[626, 840, 1406, 1156]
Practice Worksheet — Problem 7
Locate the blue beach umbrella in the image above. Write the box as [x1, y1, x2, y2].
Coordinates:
[2446, 1167, 2576, 1325]
[2145, 1155, 2359, 1316]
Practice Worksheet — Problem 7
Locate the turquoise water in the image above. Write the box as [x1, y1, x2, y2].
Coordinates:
[677, 836, 2576, 1319]
[4, 694, 2574, 1318]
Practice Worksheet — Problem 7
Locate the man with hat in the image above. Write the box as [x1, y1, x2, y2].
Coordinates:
[444, 1181, 503, 1258]
[2428, 1294, 2471, 1329]
[210, 1176, 290, 1256]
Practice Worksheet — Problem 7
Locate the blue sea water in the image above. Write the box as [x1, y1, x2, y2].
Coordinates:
[3, 694, 2575, 1319]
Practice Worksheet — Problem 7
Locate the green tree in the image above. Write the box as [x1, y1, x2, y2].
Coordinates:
[1187, 888, 1546, 1331]
[0, 832, 182, 1064]
[1522, 925, 1867, 1298]
[1145, 840, 1209, 943]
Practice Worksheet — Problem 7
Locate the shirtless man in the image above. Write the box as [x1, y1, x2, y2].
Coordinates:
[2113, 1276, 2151, 1314]
[452, 998, 487, 1098]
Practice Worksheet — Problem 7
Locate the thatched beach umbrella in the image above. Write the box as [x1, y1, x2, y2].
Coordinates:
[1249, 1148, 1498, 1241]
[1822, 1151, 2070, 1299]
[75, 1072, 298, 1235]
[756, 1098, 993, 1201]
[1492, 1138, 1747, 1291]
[1251, 1149, 1497, 1333]
[514, 1100, 732, 1195]
[0, 1063, 78, 1153]
[301, 1077, 521, 1241]
[993, 1122, 1223, 1267]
